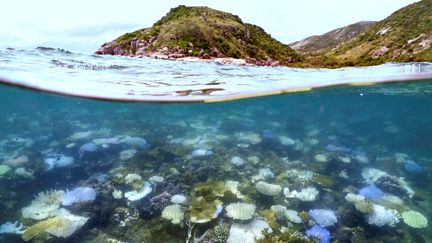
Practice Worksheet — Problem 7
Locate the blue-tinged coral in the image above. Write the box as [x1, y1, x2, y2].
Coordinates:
[358, 185, 384, 199]
[306, 225, 331, 243]
[61, 187, 96, 206]
[309, 209, 337, 227]
[0, 221, 25, 234]
[403, 160, 422, 174]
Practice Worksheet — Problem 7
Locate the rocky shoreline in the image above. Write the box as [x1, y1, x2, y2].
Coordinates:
[95, 41, 281, 67]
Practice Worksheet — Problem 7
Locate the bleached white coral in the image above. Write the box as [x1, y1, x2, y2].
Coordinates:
[161, 205, 184, 225]
[285, 210, 302, 224]
[401, 210, 428, 228]
[22, 190, 65, 220]
[225, 180, 245, 199]
[124, 173, 142, 184]
[367, 204, 400, 227]
[270, 205, 302, 224]
[361, 168, 388, 184]
[124, 182, 152, 201]
[345, 193, 365, 203]
[227, 218, 271, 243]
[397, 177, 415, 198]
[23, 208, 88, 240]
[0, 221, 25, 234]
[309, 209, 337, 227]
[255, 181, 281, 196]
[47, 208, 89, 238]
[285, 169, 314, 183]
[284, 187, 319, 201]
[170, 194, 188, 205]
[257, 168, 274, 181]
[226, 203, 256, 220]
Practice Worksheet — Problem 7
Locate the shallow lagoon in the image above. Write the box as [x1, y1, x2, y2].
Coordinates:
[1, 78, 432, 242]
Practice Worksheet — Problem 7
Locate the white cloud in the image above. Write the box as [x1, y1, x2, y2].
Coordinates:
[0, 0, 419, 53]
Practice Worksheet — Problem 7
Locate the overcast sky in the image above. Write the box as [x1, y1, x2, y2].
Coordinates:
[0, 0, 418, 53]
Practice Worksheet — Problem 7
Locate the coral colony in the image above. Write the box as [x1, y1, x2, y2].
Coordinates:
[0, 90, 430, 242]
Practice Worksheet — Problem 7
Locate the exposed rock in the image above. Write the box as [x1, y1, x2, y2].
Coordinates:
[95, 5, 300, 66]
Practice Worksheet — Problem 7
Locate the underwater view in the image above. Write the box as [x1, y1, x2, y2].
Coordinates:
[1, 65, 432, 242]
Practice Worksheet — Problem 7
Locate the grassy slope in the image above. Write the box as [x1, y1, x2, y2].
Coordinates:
[290, 21, 376, 54]
[110, 5, 302, 64]
[319, 0, 432, 66]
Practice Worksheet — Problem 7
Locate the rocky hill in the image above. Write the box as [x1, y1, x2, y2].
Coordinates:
[289, 21, 376, 54]
[319, 0, 432, 66]
[96, 5, 302, 66]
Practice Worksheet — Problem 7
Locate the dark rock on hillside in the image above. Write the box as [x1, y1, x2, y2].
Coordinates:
[96, 5, 302, 66]
[289, 21, 376, 54]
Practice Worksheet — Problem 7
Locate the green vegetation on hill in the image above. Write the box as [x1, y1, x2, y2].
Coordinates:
[289, 21, 376, 54]
[97, 5, 301, 65]
[314, 0, 432, 67]
[97, 2, 432, 68]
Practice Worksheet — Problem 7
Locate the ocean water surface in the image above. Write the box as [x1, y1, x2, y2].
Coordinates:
[0, 47, 432, 242]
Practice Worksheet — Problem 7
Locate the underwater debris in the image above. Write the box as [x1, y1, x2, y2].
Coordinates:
[226, 203, 256, 220]
[61, 187, 96, 206]
[401, 210, 428, 228]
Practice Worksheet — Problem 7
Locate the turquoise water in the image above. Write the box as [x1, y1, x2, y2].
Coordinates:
[1, 48, 432, 242]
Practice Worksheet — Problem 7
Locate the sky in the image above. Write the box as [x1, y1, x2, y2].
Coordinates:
[0, 0, 419, 53]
